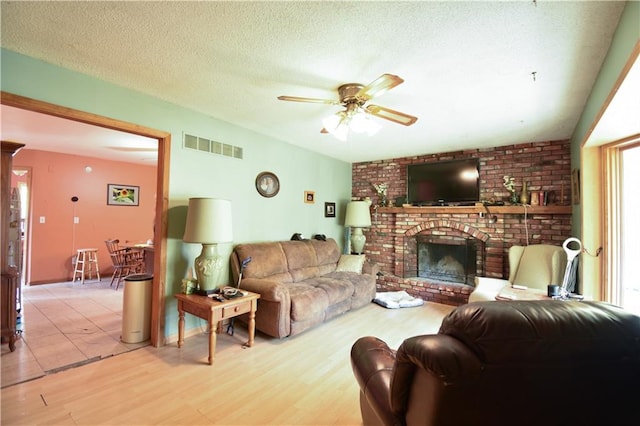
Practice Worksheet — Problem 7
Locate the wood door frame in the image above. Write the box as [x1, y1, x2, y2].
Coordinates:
[1, 91, 169, 347]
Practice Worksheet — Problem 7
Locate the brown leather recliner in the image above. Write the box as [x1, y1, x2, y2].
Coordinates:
[351, 301, 640, 426]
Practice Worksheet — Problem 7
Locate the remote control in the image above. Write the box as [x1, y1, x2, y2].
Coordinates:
[512, 284, 528, 290]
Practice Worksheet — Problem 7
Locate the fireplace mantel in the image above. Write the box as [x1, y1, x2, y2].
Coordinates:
[377, 205, 572, 215]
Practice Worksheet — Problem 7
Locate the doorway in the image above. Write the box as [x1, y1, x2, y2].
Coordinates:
[1, 91, 169, 347]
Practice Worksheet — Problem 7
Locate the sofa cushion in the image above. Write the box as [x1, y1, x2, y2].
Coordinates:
[288, 283, 329, 321]
[281, 241, 317, 269]
[281, 241, 321, 282]
[312, 277, 354, 305]
[236, 242, 289, 279]
[289, 266, 320, 282]
[310, 238, 341, 266]
[336, 255, 366, 273]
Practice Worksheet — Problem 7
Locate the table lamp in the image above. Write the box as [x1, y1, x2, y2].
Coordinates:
[183, 198, 233, 294]
[345, 201, 372, 254]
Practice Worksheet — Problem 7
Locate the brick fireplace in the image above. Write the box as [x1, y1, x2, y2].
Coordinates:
[352, 140, 573, 306]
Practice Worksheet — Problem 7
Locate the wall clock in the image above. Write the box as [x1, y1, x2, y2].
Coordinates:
[255, 171, 280, 198]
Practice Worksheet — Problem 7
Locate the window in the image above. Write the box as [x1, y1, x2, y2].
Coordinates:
[604, 139, 640, 314]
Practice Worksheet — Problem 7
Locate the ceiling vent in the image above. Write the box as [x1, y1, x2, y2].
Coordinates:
[183, 133, 243, 159]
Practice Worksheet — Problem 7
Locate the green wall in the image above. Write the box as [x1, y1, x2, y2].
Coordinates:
[570, 1, 639, 237]
[1, 48, 353, 338]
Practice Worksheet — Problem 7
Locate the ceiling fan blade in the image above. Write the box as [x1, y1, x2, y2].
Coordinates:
[365, 104, 418, 126]
[357, 74, 404, 101]
[277, 95, 338, 105]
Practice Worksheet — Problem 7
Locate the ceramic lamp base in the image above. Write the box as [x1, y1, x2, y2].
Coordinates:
[351, 227, 366, 254]
[194, 243, 224, 291]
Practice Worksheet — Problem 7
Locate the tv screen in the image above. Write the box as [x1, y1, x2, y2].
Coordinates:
[407, 159, 480, 205]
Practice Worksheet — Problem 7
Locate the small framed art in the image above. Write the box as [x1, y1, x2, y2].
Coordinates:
[324, 202, 336, 217]
[304, 191, 315, 204]
[107, 184, 139, 206]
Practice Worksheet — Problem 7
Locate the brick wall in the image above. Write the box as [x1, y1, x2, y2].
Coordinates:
[352, 140, 573, 306]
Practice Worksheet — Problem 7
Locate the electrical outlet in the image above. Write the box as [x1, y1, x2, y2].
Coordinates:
[74, 217, 79, 224]
[39, 216, 45, 224]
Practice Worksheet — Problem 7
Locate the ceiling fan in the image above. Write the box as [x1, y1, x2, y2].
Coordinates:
[277, 74, 418, 138]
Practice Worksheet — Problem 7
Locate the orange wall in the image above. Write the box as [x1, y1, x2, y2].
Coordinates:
[13, 149, 156, 284]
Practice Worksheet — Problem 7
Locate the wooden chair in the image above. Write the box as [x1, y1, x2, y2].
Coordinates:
[104, 239, 144, 290]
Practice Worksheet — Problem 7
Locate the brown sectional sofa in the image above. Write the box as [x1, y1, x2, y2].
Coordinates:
[230, 238, 376, 338]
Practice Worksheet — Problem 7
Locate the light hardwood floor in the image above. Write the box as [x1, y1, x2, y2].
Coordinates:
[1, 299, 454, 425]
[1, 280, 148, 389]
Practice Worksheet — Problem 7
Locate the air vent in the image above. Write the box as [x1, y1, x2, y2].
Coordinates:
[183, 133, 243, 159]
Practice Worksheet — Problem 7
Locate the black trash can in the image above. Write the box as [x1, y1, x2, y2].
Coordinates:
[122, 273, 153, 343]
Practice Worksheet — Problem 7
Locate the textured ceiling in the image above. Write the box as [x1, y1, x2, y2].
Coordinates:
[0, 1, 627, 163]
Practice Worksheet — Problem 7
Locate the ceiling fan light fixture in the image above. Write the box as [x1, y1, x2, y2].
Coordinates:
[322, 112, 349, 141]
[331, 123, 349, 142]
[350, 111, 381, 136]
[322, 111, 341, 130]
[323, 108, 380, 141]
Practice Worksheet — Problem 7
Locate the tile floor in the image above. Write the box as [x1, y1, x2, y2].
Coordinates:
[1, 279, 149, 388]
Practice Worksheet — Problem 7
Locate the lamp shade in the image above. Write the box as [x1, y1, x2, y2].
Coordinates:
[344, 201, 372, 227]
[183, 198, 233, 243]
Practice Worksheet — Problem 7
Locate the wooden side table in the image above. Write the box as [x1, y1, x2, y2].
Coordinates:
[175, 291, 259, 365]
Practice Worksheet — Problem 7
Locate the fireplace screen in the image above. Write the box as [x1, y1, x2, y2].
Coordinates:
[404, 235, 481, 285]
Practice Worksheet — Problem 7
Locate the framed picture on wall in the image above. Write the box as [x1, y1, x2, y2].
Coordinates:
[571, 168, 580, 205]
[255, 171, 280, 198]
[107, 184, 140, 206]
[304, 191, 315, 204]
[324, 202, 336, 217]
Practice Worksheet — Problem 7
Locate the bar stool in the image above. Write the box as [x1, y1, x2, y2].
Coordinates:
[73, 248, 101, 284]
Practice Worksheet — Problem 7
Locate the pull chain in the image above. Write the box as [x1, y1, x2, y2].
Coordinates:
[583, 246, 602, 257]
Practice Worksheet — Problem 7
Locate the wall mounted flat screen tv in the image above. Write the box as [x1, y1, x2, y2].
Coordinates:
[407, 159, 480, 205]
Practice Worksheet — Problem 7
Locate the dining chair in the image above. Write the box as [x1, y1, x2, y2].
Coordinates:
[104, 239, 145, 290]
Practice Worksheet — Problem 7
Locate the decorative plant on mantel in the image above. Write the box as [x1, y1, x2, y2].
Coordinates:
[372, 183, 388, 206]
[503, 175, 518, 204]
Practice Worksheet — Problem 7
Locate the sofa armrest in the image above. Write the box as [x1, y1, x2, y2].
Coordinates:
[362, 259, 380, 276]
[239, 277, 289, 302]
[468, 276, 509, 302]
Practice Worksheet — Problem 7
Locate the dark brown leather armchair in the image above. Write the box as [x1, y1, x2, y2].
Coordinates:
[351, 301, 640, 426]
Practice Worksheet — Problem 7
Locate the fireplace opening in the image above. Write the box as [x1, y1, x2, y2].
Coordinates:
[404, 234, 482, 285]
